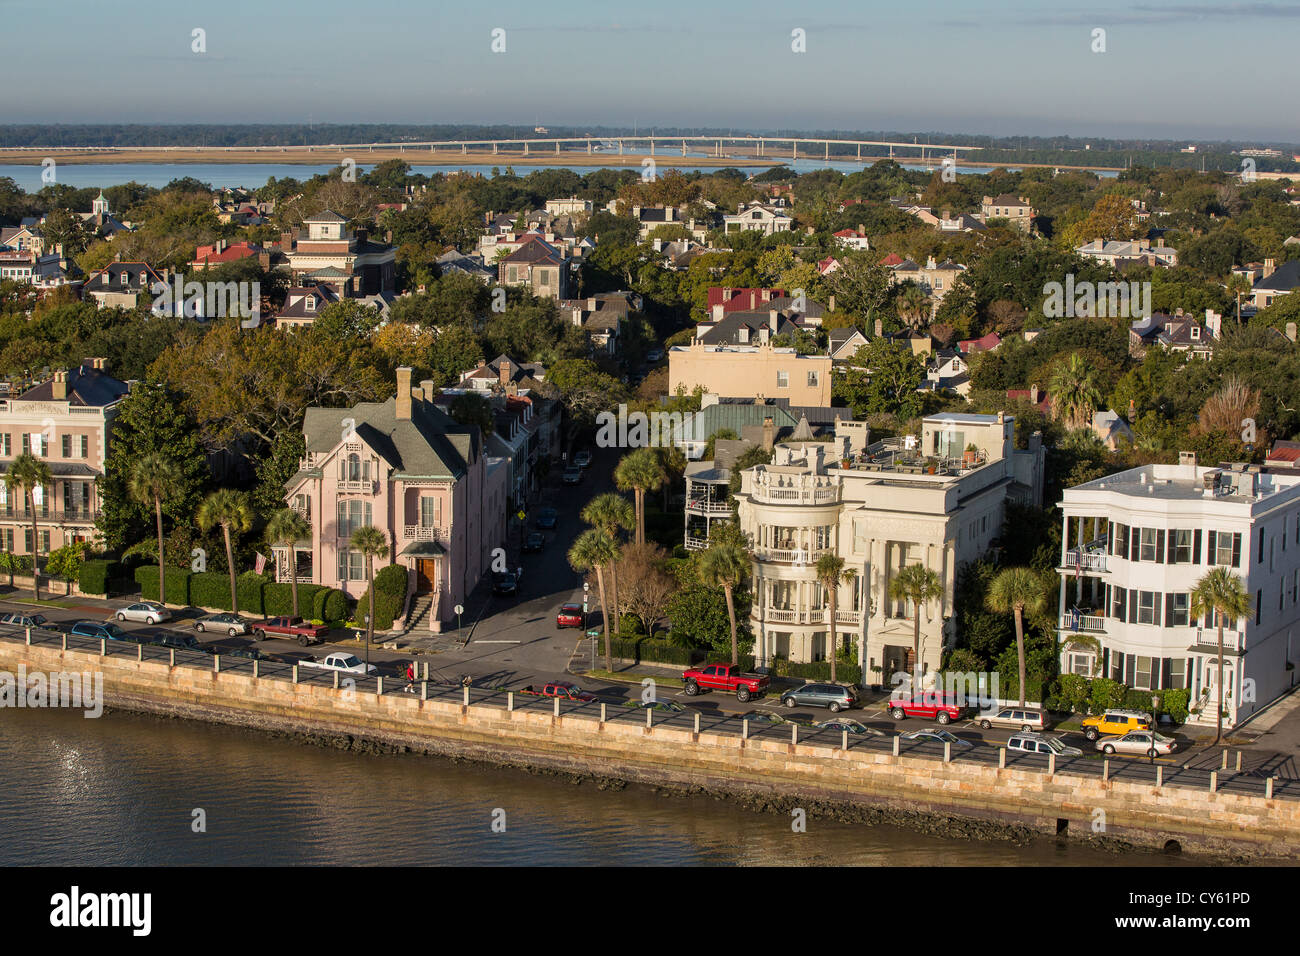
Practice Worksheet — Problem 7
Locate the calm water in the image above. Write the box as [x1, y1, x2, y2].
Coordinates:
[0, 707, 1200, 866]
[0, 159, 1114, 193]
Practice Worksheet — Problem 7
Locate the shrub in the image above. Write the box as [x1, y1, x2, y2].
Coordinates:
[619, 613, 644, 636]
[321, 589, 349, 624]
[1161, 687, 1190, 723]
[133, 565, 191, 604]
[236, 572, 268, 616]
[79, 559, 122, 595]
[1058, 674, 1091, 713]
[1122, 688, 1157, 712]
[189, 571, 233, 609]
[356, 586, 404, 630]
[263, 582, 327, 617]
[1089, 677, 1127, 712]
[373, 563, 409, 597]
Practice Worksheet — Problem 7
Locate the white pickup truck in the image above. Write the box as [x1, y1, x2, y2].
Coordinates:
[298, 652, 378, 676]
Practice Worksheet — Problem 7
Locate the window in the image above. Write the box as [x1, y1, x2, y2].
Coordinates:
[807, 371, 819, 388]
[1168, 593, 1189, 627]
[61, 434, 71, 458]
[0, 433, 10, 456]
[419, 496, 440, 528]
[776, 370, 789, 388]
[1137, 591, 1157, 625]
[336, 550, 365, 582]
[1169, 658, 1186, 689]
[336, 499, 371, 538]
[0, 528, 11, 552]
[1171, 529, 1192, 563]
[1256, 589, 1262, 626]
[1069, 653, 1094, 676]
[1209, 531, 1240, 567]
[1111, 586, 1127, 620]
[1139, 528, 1160, 562]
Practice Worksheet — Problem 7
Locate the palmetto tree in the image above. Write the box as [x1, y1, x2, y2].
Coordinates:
[815, 553, 857, 683]
[1190, 566, 1251, 746]
[985, 566, 1046, 707]
[568, 528, 618, 670]
[1049, 353, 1102, 431]
[581, 492, 634, 628]
[196, 489, 253, 615]
[5, 452, 51, 600]
[128, 453, 183, 607]
[349, 525, 390, 664]
[896, 283, 931, 329]
[266, 508, 312, 617]
[615, 448, 665, 546]
[889, 563, 943, 696]
[697, 523, 751, 666]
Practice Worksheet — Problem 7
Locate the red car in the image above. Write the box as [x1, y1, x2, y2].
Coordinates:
[556, 604, 585, 629]
[519, 681, 597, 702]
[252, 616, 328, 646]
[887, 693, 970, 725]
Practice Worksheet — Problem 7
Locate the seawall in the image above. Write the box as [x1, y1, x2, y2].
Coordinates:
[3, 637, 1297, 860]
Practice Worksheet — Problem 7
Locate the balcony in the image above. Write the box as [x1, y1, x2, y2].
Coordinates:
[403, 525, 441, 540]
[1059, 612, 1106, 634]
[751, 485, 840, 506]
[1062, 548, 1107, 573]
[763, 607, 863, 625]
[0, 510, 99, 524]
[684, 535, 709, 551]
[337, 479, 376, 494]
[685, 499, 731, 515]
[754, 546, 832, 564]
[1192, 628, 1244, 654]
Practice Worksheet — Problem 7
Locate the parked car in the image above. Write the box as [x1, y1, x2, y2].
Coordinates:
[519, 681, 597, 702]
[901, 728, 975, 749]
[626, 698, 684, 713]
[682, 663, 771, 703]
[252, 616, 328, 646]
[816, 717, 883, 736]
[645, 347, 665, 363]
[1006, 733, 1083, 757]
[536, 508, 559, 530]
[194, 613, 251, 637]
[887, 694, 970, 725]
[299, 652, 376, 676]
[1082, 709, 1153, 741]
[69, 621, 135, 642]
[115, 601, 171, 625]
[562, 464, 583, 485]
[978, 707, 1047, 732]
[150, 632, 209, 653]
[574, 450, 592, 468]
[492, 572, 518, 596]
[222, 646, 286, 663]
[1096, 731, 1177, 757]
[0, 612, 48, 629]
[738, 710, 786, 725]
[780, 682, 858, 713]
[556, 604, 585, 629]
[522, 531, 545, 553]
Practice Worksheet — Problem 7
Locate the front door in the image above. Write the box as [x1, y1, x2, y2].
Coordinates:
[416, 559, 438, 593]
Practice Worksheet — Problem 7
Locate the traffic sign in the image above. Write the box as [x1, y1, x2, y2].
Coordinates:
[583, 582, 590, 592]
[454, 604, 464, 615]
[516, 510, 526, 521]
[583, 602, 589, 614]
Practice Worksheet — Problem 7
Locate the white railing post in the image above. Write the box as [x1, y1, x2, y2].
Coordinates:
[998, 747, 1006, 768]
[292, 664, 299, 684]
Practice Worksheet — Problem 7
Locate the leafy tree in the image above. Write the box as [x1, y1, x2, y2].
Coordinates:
[45, 542, 87, 595]
[197, 489, 253, 614]
[824, 250, 892, 322]
[1189, 566, 1251, 745]
[836, 340, 925, 419]
[5, 453, 51, 598]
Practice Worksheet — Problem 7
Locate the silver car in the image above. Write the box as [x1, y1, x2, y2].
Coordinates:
[978, 707, 1047, 731]
[115, 602, 172, 625]
[901, 728, 975, 749]
[1096, 730, 1177, 757]
[193, 613, 251, 637]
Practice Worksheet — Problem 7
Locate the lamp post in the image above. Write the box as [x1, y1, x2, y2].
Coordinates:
[455, 603, 465, 646]
[363, 614, 370, 672]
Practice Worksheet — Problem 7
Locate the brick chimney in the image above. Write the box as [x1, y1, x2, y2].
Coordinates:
[52, 371, 68, 400]
[281, 230, 294, 251]
[762, 416, 775, 451]
[420, 379, 435, 402]
[395, 367, 413, 420]
[1264, 258, 1277, 279]
[499, 362, 512, 387]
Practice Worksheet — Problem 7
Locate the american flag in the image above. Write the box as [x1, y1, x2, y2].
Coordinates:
[254, 552, 267, 575]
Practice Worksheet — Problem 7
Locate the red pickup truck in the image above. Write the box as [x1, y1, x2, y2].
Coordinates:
[252, 616, 328, 646]
[682, 663, 770, 702]
[887, 693, 970, 725]
[519, 681, 597, 702]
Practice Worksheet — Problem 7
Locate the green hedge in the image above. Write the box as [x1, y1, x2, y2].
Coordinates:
[189, 571, 233, 609]
[264, 582, 328, 617]
[373, 563, 408, 597]
[320, 588, 349, 624]
[770, 658, 862, 685]
[604, 637, 699, 667]
[133, 565, 191, 604]
[236, 572, 268, 615]
[79, 559, 123, 595]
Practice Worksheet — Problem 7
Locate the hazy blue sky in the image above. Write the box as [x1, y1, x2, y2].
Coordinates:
[8, 0, 1296, 142]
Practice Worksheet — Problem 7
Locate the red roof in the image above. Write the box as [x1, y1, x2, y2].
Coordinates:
[1007, 388, 1051, 412]
[1268, 447, 1300, 463]
[878, 253, 904, 266]
[834, 229, 858, 237]
[192, 241, 261, 265]
[706, 287, 788, 314]
[958, 332, 1002, 354]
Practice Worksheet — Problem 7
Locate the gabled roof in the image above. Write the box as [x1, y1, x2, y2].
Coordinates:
[1254, 260, 1300, 293]
[304, 209, 346, 223]
[501, 236, 566, 266]
[15, 364, 129, 407]
[301, 396, 478, 481]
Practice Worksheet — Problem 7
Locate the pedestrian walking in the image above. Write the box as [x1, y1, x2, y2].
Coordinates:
[405, 660, 416, 693]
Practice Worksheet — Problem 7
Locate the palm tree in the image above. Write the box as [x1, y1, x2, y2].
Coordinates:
[265, 508, 312, 617]
[349, 525, 390, 667]
[1190, 566, 1251, 746]
[815, 553, 857, 683]
[5, 452, 51, 600]
[127, 454, 183, 607]
[615, 448, 665, 546]
[196, 489, 253, 614]
[1049, 353, 1102, 431]
[697, 524, 751, 666]
[651, 445, 684, 510]
[568, 529, 618, 670]
[581, 493, 634, 629]
[985, 567, 1046, 707]
[896, 283, 930, 329]
[889, 563, 943, 696]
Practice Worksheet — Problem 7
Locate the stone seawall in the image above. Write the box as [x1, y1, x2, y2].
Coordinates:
[5, 639, 1298, 860]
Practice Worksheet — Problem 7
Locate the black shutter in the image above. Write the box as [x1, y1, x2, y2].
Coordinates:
[1193, 529, 1202, 564]
[1256, 590, 1262, 626]
[1125, 654, 1136, 685]
[1186, 657, 1193, 689]
[1259, 529, 1265, 564]
[1154, 593, 1162, 626]
[1129, 593, 1138, 624]
[1165, 593, 1174, 626]
[1130, 528, 1140, 562]
[1232, 533, 1242, 568]
[1102, 647, 1110, 676]
[1157, 529, 1166, 563]
[1108, 522, 1115, 555]
[1207, 530, 1217, 565]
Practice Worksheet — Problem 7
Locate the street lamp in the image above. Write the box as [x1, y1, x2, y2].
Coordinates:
[455, 603, 465, 646]
[363, 614, 370, 672]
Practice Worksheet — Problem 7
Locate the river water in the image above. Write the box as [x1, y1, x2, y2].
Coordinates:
[0, 707, 1201, 866]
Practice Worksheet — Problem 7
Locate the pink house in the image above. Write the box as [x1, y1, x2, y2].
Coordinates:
[281, 368, 508, 632]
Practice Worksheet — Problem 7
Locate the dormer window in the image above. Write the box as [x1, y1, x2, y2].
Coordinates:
[305, 297, 316, 312]
[1191, 326, 1200, 340]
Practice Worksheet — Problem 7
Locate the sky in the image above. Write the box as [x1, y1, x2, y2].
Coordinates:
[5, 0, 1296, 144]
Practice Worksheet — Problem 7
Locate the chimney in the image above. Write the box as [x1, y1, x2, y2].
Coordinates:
[396, 367, 413, 420]
[874, 318, 883, 338]
[762, 416, 775, 451]
[281, 230, 294, 251]
[420, 379, 435, 402]
[857, 223, 865, 236]
[505, 383, 518, 397]
[586, 297, 597, 310]
[1287, 322, 1297, 343]
[828, 295, 836, 311]
[1179, 451, 1197, 469]
[52, 371, 68, 400]
[769, 310, 779, 333]
[477, 359, 487, 369]
[1264, 258, 1277, 279]
[499, 362, 512, 387]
